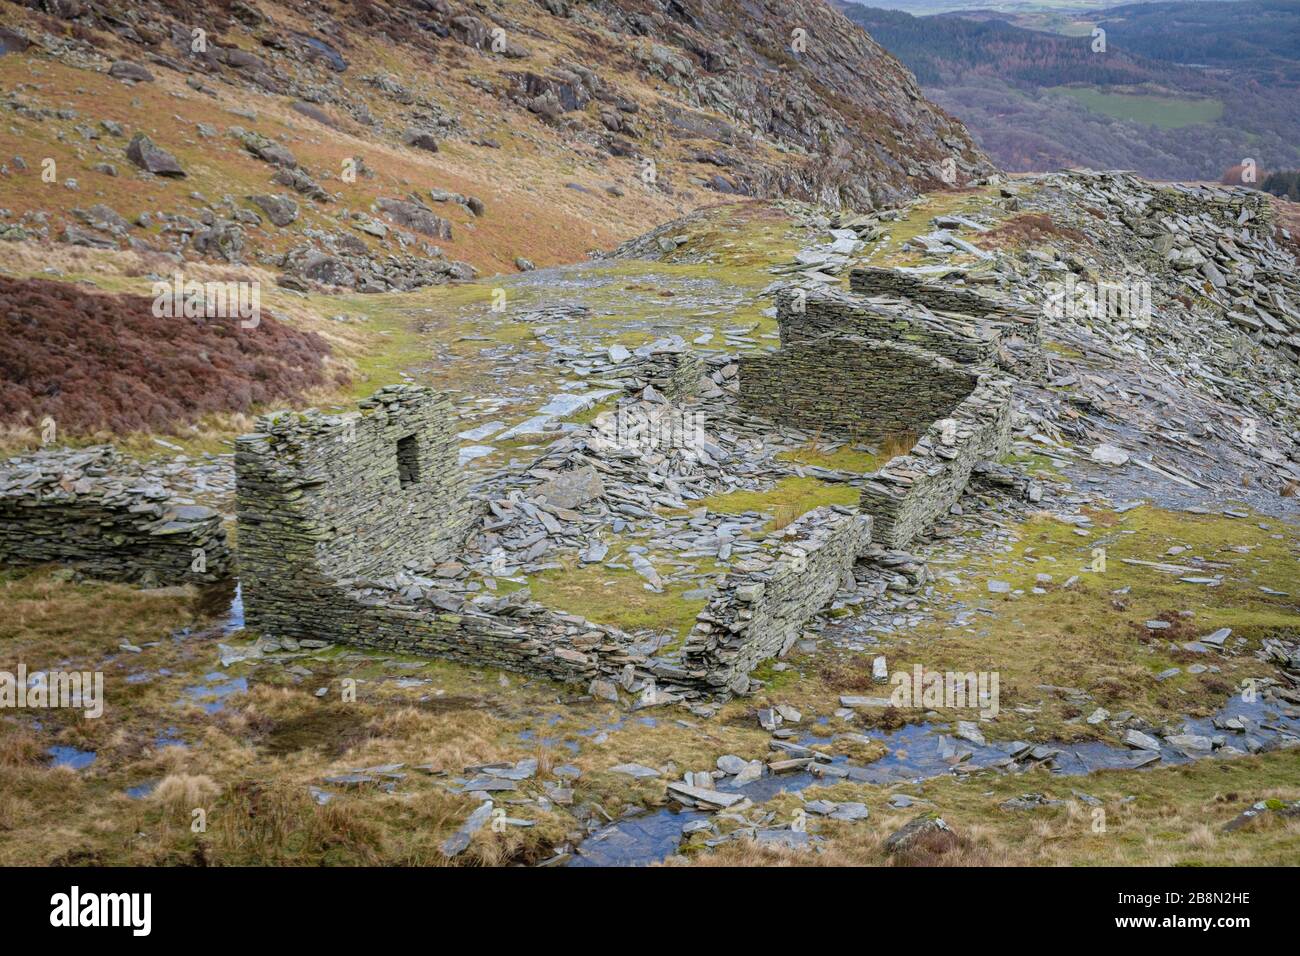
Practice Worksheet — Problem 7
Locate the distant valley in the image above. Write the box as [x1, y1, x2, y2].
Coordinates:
[838, 0, 1300, 181]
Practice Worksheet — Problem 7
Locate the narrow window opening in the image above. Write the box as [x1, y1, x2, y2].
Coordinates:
[396, 434, 421, 488]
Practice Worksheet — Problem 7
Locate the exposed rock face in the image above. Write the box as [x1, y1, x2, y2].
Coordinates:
[107, 60, 152, 82]
[375, 198, 453, 240]
[0, 446, 231, 585]
[402, 128, 440, 152]
[240, 131, 297, 168]
[580, 0, 993, 206]
[249, 193, 298, 227]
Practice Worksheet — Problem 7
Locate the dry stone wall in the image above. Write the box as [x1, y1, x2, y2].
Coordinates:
[739, 333, 979, 442]
[0, 446, 231, 585]
[739, 271, 1021, 552]
[236, 384, 473, 596]
[849, 266, 1043, 379]
[776, 286, 1001, 368]
[860, 375, 1013, 548]
[683, 507, 873, 694]
[636, 349, 708, 401]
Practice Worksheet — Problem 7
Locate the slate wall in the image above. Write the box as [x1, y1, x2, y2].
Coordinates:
[0, 446, 231, 585]
[683, 507, 873, 694]
[739, 333, 979, 442]
[860, 375, 1013, 548]
[776, 286, 1001, 367]
[849, 267, 1043, 379]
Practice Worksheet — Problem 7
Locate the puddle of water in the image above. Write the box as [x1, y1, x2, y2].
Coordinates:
[568, 694, 1300, 866]
[224, 584, 244, 633]
[178, 674, 248, 714]
[570, 808, 711, 867]
[125, 780, 157, 799]
[47, 746, 96, 770]
[154, 726, 187, 749]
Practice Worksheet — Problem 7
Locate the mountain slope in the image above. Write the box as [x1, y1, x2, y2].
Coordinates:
[0, 0, 992, 283]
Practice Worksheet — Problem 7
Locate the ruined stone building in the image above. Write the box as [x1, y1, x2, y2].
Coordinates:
[225, 266, 1041, 693]
[739, 267, 1031, 548]
[234, 385, 661, 684]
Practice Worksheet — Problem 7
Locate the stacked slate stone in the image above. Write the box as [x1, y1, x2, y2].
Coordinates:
[630, 347, 708, 401]
[235, 384, 474, 637]
[683, 506, 873, 695]
[0, 446, 231, 584]
[776, 285, 1002, 367]
[740, 332, 979, 442]
[341, 576, 650, 686]
[849, 266, 1044, 379]
[860, 375, 1014, 548]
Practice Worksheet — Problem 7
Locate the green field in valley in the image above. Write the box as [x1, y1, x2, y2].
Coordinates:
[1046, 86, 1225, 128]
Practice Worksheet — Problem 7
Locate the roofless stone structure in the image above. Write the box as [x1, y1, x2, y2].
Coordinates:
[738, 269, 1028, 548]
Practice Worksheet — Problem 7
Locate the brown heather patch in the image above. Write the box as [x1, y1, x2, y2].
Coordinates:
[982, 212, 1087, 249]
[0, 274, 343, 436]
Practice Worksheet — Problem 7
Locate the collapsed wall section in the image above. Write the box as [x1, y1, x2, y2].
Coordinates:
[683, 507, 873, 694]
[860, 376, 1013, 548]
[739, 333, 979, 443]
[0, 446, 231, 585]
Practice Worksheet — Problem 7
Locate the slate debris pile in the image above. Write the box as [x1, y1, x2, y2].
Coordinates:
[1006, 171, 1300, 499]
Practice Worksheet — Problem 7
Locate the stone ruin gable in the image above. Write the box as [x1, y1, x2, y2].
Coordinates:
[683, 507, 874, 695]
[860, 374, 1013, 549]
[633, 348, 708, 402]
[739, 332, 981, 443]
[0, 446, 231, 585]
[235, 384, 475, 632]
[849, 266, 1044, 379]
[775, 285, 1002, 368]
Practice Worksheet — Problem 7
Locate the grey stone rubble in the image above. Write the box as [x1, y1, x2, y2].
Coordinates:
[1001, 171, 1300, 504]
[0, 445, 231, 585]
